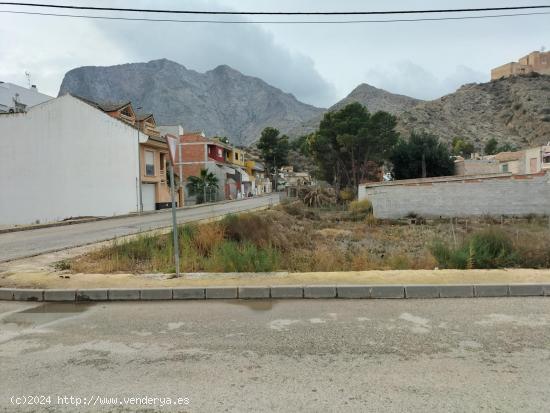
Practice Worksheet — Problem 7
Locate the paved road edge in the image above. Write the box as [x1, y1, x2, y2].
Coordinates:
[1, 284, 549, 302]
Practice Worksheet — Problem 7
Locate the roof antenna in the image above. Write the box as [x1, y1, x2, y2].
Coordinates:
[25, 71, 31, 88]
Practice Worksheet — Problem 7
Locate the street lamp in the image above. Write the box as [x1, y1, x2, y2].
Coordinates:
[136, 106, 143, 214]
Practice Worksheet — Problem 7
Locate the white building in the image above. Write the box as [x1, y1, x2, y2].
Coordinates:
[0, 81, 53, 113]
[0, 94, 146, 225]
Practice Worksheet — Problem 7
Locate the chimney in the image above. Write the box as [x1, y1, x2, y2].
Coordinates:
[31, 85, 37, 91]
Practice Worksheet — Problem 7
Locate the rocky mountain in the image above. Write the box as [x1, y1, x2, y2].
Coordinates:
[58, 59, 324, 146]
[288, 83, 422, 137]
[397, 74, 550, 148]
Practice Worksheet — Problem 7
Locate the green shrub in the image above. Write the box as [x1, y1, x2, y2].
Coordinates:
[339, 187, 355, 203]
[430, 228, 517, 269]
[348, 199, 373, 221]
[207, 241, 279, 272]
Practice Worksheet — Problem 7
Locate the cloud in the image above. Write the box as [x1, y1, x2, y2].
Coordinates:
[365, 61, 487, 100]
[92, 12, 337, 107]
[0, 0, 336, 107]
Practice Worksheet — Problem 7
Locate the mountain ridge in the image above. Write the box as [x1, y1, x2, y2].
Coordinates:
[58, 59, 325, 146]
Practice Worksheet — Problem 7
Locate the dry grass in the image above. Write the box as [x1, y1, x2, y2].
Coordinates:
[66, 205, 550, 274]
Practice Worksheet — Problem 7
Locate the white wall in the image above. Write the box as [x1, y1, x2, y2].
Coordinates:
[0, 95, 141, 225]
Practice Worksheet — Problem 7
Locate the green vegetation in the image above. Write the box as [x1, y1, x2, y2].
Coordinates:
[451, 137, 475, 157]
[308, 103, 398, 192]
[348, 199, 373, 221]
[484, 137, 518, 155]
[257, 127, 290, 186]
[187, 169, 219, 204]
[430, 228, 520, 269]
[389, 131, 454, 179]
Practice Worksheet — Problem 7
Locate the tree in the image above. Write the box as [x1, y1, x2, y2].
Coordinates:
[186, 169, 219, 204]
[389, 131, 454, 180]
[257, 127, 289, 189]
[308, 103, 398, 192]
[484, 138, 499, 155]
[212, 136, 230, 144]
[452, 137, 475, 157]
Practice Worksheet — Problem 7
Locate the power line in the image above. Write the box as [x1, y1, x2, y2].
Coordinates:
[0, 2, 550, 15]
[1, 9, 549, 24]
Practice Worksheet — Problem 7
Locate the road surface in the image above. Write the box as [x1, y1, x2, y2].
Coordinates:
[1, 298, 549, 412]
[0, 194, 280, 262]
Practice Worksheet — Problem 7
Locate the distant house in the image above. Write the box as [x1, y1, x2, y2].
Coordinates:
[0, 94, 142, 225]
[0, 81, 53, 114]
[454, 144, 550, 176]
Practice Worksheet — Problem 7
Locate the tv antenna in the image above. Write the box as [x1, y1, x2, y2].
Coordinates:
[25, 71, 31, 88]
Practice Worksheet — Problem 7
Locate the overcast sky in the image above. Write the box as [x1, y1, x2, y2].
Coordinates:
[0, 0, 548, 107]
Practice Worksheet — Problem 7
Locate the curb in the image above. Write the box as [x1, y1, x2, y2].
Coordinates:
[0, 284, 549, 302]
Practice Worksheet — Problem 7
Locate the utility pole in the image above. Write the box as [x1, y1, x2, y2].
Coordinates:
[136, 106, 143, 214]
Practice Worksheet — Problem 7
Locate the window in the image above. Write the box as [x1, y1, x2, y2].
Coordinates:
[145, 150, 155, 176]
[235, 153, 239, 160]
[501, 163, 509, 173]
[544, 154, 550, 164]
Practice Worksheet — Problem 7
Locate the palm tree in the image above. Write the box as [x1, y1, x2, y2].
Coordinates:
[186, 169, 219, 204]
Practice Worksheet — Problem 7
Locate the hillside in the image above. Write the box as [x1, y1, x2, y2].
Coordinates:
[288, 83, 422, 137]
[58, 59, 324, 146]
[397, 74, 550, 148]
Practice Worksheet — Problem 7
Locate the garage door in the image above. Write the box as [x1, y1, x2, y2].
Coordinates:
[141, 183, 156, 211]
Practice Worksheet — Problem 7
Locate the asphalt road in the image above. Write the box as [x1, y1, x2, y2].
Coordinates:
[0, 194, 280, 263]
[1, 298, 549, 412]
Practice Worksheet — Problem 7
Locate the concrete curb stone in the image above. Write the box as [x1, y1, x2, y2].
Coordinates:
[43, 289, 76, 302]
[13, 289, 44, 301]
[509, 284, 544, 297]
[270, 285, 303, 298]
[370, 285, 405, 299]
[304, 285, 337, 298]
[108, 289, 141, 301]
[0, 288, 14, 301]
[405, 285, 439, 299]
[173, 288, 205, 300]
[439, 285, 474, 298]
[474, 284, 509, 297]
[140, 289, 173, 300]
[238, 286, 270, 299]
[206, 287, 238, 299]
[76, 289, 109, 301]
[337, 285, 370, 299]
[1, 284, 550, 302]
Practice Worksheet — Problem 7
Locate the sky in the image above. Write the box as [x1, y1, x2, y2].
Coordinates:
[0, 0, 548, 108]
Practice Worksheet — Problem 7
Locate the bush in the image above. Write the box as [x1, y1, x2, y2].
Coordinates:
[207, 241, 279, 272]
[221, 213, 272, 248]
[338, 187, 355, 203]
[192, 222, 225, 256]
[348, 199, 373, 221]
[430, 228, 517, 269]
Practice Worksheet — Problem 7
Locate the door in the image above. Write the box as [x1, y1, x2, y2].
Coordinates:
[141, 183, 156, 211]
[530, 157, 538, 174]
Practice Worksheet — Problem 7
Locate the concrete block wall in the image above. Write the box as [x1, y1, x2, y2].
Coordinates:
[359, 172, 550, 219]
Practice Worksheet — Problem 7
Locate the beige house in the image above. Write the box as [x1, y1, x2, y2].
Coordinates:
[136, 114, 178, 210]
[491, 50, 550, 80]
